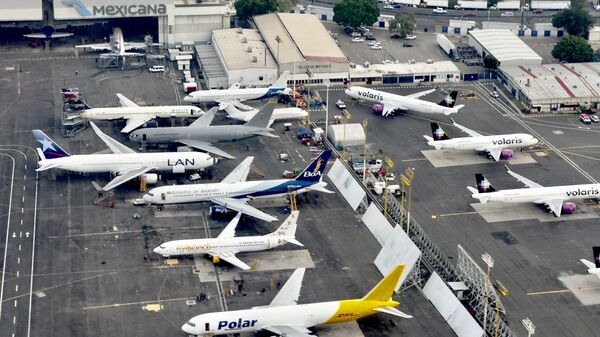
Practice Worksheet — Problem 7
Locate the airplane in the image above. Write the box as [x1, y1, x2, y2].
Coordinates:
[24, 25, 73, 39]
[129, 104, 278, 159]
[183, 72, 292, 104]
[33, 122, 216, 191]
[344, 86, 464, 117]
[218, 101, 307, 124]
[580, 247, 600, 279]
[142, 150, 333, 222]
[75, 27, 146, 57]
[467, 166, 600, 217]
[69, 93, 203, 133]
[181, 264, 412, 336]
[153, 211, 303, 270]
[423, 119, 539, 161]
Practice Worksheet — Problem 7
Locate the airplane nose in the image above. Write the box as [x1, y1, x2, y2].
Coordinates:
[142, 194, 152, 204]
[183, 95, 193, 102]
[532, 137, 539, 144]
[181, 323, 195, 335]
[152, 247, 160, 254]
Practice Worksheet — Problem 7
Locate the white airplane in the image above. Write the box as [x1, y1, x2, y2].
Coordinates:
[75, 27, 146, 57]
[183, 72, 292, 104]
[580, 247, 600, 279]
[218, 101, 307, 124]
[345, 86, 464, 117]
[154, 211, 303, 270]
[70, 93, 203, 133]
[467, 166, 600, 217]
[33, 122, 216, 191]
[143, 150, 333, 222]
[182, 264, 411, 336]
[423, 119, 539, 161]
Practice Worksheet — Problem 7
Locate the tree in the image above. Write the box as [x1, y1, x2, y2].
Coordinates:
[552, 36, 595, 63]
[483, 55, 499, 69]
[235, 0, 279, 23]
[389, 13, 416, 38]
[277, 0, 295, 12]
[552, 9, 593, 37]
[487, 0, 498, 7]
[571, 0, 585, 10]
[333, 0, 379, 28]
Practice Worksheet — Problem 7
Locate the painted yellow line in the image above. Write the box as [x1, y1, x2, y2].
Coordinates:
[83, 296, 195, 310]
[438, 211, 478, 217]
[527, 286, 600, 296]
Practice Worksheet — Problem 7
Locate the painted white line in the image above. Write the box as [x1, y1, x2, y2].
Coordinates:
[13, 315, 16, 325]
[23, 175, 26, 180]
[19, 232, 22, 238]
[21, 208, 23, 214]
[20, 219, 23, 225]
[17, 257, 20, 264]
[18, 244, 21, 251]
[27, 172, 39, 337]
[22, 186, 25, 191]
[14, 300, 17, 307]
[15, 284, 18, 292]
[22, 196, 24, 203]
[0, 154, 15, 317]
[24, 164, 26, 171]
[16, 271, 19, 278]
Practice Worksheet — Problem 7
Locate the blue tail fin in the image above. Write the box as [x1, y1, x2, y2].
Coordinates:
[32, 130, 70, 159]
[294, 150, 332, 182]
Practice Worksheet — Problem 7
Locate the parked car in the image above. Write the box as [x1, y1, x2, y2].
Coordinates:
[368, 40, 379, 46]
[371, 45, 383, 50]
[384, 4, 394, 9]
[351, 37, 364, 42]
[489, 5, 497, 9]
[454, 4, 462, 9]
[491, 91, 499, 98]
[464, 13, 476, 17]
[336, 100, 347, 109]
[580, 113, 592, 124]
[501, 11, 514, 16]
[403, 42, 414, 47]
[405, 34, 416, 40]
[533, 8, 544, 13]
[350, 31, 361, 37]
[433, 7, 447, 13]
[591, 115, 600, 123]
[365, 33, 376, 40]
[148, 65, 165, 73]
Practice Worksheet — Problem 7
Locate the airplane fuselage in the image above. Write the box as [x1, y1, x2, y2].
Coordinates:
[472, 184, 600, 204]
[226, 107, 308, 123]
[129, 125, 271, 144]
[345, 87, 458, 115]
[81, 106, 200, 120]
[184, 87, 286, 104]
[431, 133, 538, 151]
[154, 236, 286, 257]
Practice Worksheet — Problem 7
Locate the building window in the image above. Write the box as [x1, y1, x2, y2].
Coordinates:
[259, 76, 264, 81]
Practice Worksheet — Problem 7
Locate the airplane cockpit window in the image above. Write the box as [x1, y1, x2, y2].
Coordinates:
[159, 245, 166, 249]
[147, 193, 154, 197]
[186, 322, 196, 327]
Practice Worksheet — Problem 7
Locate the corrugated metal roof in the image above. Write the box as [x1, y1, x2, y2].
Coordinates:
[469, 29, 542, 64]
[194, 45, 227, 78]
[351, 61, 460, 76]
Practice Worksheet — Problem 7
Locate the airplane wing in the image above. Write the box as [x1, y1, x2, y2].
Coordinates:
[103, 166, 154, 191]
[270, 268, 305, 306]
[89, 122, 136, 154]
[505, 166, 543, 188]
[537, 198, 564, 217]
[216, 213, 241, 239]
[405, 88, 436, 99]
[176, 139, 235, 159]
[211, 197, 277, 222]
[213, 251, 251, 270]
[382, 104, 404, 117]
[228, 83, 242, 90]
[190, 107, 217, 127]
[123, 42, 147, 50]
[75, 43, 111, 51]
[486, 147, 503, 162]
[24, 32, 74, 39]
[121, 117, 153, 133]
[451, 119, 483, 137]
[221, 157, 254, 183]
[116, 93, 139, 108]
[264, 325, 313, 337]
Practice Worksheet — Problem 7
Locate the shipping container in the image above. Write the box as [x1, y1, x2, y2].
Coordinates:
[457, 0, 487, 9]
[497, 1, 520, 9]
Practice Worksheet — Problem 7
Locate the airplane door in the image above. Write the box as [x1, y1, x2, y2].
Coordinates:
[161, 193, 166, 201]
[205, 323, 210, 332]
[142, 134, 147, 141]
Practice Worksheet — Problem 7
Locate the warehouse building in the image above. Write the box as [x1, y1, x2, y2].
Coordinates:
[468, 29, 543, 66]
[349, 61, 461, 85]
[499, 62, 600, 112]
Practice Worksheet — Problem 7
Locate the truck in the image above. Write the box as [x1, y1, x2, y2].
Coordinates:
[351, 159, 383, 173]
[336, 99, 347, 109]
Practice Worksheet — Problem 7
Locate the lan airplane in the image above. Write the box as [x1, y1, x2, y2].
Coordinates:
[183, 72, 291, 104]
[70, 93, 203, 133]
[182, 264, 411, 336]
[467, 166, 600, 217]
[34, 122, 215, 191]
[345, 86, 463, 117]
[219, 101, 307, 124]
[154, 211, 303, 270]
[75, 27, 146, 57]
[580, 247, 600, 279]
[142, 150, 333, 222]
[424, 119, 539, 161]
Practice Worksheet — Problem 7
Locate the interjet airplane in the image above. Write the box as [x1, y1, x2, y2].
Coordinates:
[142, 150, 333, 222]
[181, 264, 411, 336]
[467, 166, 600, 217]
[424, 119, 538, 161]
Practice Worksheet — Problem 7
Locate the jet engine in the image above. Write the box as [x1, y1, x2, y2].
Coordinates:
[212, 256, 221, 264]
[141, 173, 158, 184]
[500, 149, 514, 160]
[373, 104, 383, 115]
[562, 202, 577, 214]
[172, 165, 185, 174]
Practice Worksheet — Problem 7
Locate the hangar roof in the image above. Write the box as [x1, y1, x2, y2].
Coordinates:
[469, 29, 542, 64]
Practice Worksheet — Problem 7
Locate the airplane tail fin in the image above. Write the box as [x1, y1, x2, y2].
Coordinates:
[594, 247, 600, 268]
[431, 123, 449, 141]
[32, 130, 70, 159]
[438, 91, 458, 108]
[475, 173, 496, 193]
[362, 264, 406, 302]
[245, 103, 276, 128]
[272, 71, 290, 89]
[294, 150, 332, 183]
[270, 210, 303, 246]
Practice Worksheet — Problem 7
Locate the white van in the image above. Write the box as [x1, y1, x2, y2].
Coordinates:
[148, 65, 165, 73]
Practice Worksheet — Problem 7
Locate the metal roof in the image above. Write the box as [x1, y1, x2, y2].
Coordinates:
[212, 28, 277, 71]
[194, 44, 227, 79]
[469, 29, 542, 64]
[351, 61, 460, 77]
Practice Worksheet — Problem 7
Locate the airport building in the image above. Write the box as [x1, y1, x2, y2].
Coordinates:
[498, 62, 600, 112]
[468, 29, 543, 66]
[349, 61, 461, 85]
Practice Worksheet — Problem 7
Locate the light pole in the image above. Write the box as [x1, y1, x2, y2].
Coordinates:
[362, 119, 368, 184]
[275, 35, 282, 78]
[522, 318, 536, 337]
[305, 69, 313, 126]
[325, 80, 330, 140]
[482, 253, 495, 336]
[400, 168, 414, 232]
[383, 157, 394, 217]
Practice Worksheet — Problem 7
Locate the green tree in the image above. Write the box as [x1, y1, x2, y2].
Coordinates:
[552, 36, 595, 63]
[483, 55, 499, 69]
[487, 0, 498, 7]
[571, 0, 585, 10]
[333, 0, 380, 28]
[235, 0, 279, 23]
[552, 9, 593, 37]
[389, 13, 416, 38]
[277, 0, 295, 12]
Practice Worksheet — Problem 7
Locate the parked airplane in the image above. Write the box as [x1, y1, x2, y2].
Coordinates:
[24, 25, 73, 39]
[129, 104, 277, 159]
[467, 166, 600, 216]
[33, 122, 216, 191]
[423, 119, 539, 161]
[75, 27, 146, 57]
[345, 86, 463, 117]
[219, 101, 307, 124]
[183, 72, 291, 104]
[580, 247, 600, 279]
[154, 211, 302, 270]
[181, 264, 411, 336]
[69, 93, 203, 133]
[143, 150, 333, 222]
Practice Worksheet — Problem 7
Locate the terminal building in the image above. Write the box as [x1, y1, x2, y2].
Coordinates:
[499, 62, 600, 112]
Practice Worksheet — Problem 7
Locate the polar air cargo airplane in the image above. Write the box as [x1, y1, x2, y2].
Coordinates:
[218, 101, 308, 124]
[33, 122, 215, 191]
[580, 247, 600, 279]
[70, 93, 203, 133]
[143, 151, 333, 222]
[467, 166, 600, 217]
[154, 211, 303, 270]
[182, 264, 411, 336]
[424, 119, 538, 161]
[345, 86, 463, 117]
[183, 72, 292, 104]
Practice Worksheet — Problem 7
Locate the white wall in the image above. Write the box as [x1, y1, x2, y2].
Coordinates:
[228, 68, 278, 87]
